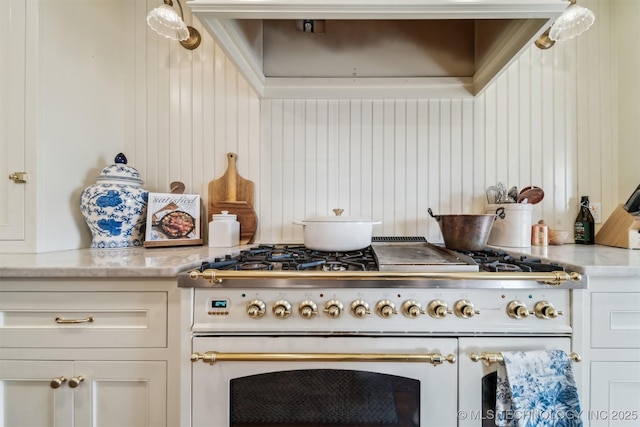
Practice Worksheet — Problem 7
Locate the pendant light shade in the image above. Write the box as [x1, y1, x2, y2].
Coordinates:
[147, 4, 190, 41]
[549, 0, 595, 42]
[146, 0, 201, 50]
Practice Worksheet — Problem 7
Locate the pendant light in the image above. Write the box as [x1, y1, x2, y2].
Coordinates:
[147, 0, 201, 50]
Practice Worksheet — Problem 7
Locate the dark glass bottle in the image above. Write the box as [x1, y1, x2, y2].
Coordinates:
[574, 196, 595, 244]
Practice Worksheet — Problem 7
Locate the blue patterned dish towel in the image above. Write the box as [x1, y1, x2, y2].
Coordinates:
[496, 350, 582, 427]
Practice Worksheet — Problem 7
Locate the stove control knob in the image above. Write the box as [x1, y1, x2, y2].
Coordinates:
[246, 300, 266, 318]
[323, 300, 344, 318]
[507, 301, 531, 319]
[427, 300, 452, 318]
[402, 300, 425, 318]
[534, 301, 563, 319]
[272, 300, 292, 319]
[376, 300, 397, 318]
[299, 300, 318, 319]
[350, 300, 371, 318]
[454, 299, 480, 318]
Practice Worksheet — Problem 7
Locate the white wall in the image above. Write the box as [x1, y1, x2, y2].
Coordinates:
[125, 0, 633, 245]
[20, 0, 635, 250]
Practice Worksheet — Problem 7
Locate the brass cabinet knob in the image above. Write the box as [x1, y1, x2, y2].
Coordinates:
[375, 300, 397, 318]
[401, 300, 425, 318]
[534, 301, 563, 319]
[69, 375, 84, 388]
[323, 300, 344, 318]
[246, 300, 266, 318]
[454, 299, 479, 318]
[50, 376, 67, 389]
[272, 300, 292, 319]
[427, 300, 452, 318]
[350, 300, 371, 318]
[298, 300, 318, 319]
[507, 301, 532, 319]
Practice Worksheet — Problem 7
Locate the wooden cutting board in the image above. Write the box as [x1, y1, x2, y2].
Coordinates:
[208, 153, 257, 244]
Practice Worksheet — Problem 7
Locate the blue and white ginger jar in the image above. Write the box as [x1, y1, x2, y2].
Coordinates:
[81, 153, 148, 248]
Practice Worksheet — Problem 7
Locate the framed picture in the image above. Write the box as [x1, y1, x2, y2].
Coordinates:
[144, 193, 203, 247]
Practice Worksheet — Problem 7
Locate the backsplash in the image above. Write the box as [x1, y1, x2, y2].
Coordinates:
[128, 0, 619, 245]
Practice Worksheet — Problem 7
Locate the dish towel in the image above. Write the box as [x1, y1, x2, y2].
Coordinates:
[495, 350, 582, 427]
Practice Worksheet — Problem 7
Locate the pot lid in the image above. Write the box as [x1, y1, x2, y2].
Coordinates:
[96, 153, 145, 186]
[302, 208, 379, 223]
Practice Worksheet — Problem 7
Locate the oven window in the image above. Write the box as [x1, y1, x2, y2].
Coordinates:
[482, 372, 498, 427]
[230, 369, 420, 426]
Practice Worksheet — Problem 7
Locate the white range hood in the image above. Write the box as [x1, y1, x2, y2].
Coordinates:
[187, 0, 568, 98]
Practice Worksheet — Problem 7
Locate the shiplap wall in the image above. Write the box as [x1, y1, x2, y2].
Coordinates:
[130, 0, 619, 245]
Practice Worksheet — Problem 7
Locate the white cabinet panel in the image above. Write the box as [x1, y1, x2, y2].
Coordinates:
[590, 362, 640, 426]
[0, 291, 168, 348]
[0, 0, 26, 241]
[591, 293, 640, 348]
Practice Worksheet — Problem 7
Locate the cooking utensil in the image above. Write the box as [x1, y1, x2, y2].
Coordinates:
[496, 182, 507, 203]
[293, 208, 381, 251]
[507, 186, 519, 203]
[428, 207, 505, 251]
[486, 186, 499, 204]
[517, 186, 544, 204]
[208, 153, 257, 244]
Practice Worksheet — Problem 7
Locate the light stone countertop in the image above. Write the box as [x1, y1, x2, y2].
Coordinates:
[0, 245, 251, 278]
[1, 243, 638, 279]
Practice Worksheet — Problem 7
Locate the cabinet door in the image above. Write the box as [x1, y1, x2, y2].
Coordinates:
[590, 362, 640, 427]
[0, 0, 27, 241]
[73, 361, 167, 427]
[0, 360, 73, 426]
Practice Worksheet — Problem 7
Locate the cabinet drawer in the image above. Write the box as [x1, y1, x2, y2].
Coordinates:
[0, 292, 167, 348]
[591, 292, 640, 348]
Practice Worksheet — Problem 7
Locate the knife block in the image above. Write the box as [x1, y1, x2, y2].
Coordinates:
[595, 204, 640, 249]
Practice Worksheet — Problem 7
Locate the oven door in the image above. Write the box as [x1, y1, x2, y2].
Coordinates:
[192, 336, 457, 427]
[458, 337, 572, 427]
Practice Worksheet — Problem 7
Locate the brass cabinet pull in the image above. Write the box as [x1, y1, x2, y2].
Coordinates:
[470, 351, 581, 366]
[55, 316, 94, 324]
[69, 375, 84, 388]
[191, 351, 456, 366]
[9, 172, 27, 184]
[50, 376, 67, 389]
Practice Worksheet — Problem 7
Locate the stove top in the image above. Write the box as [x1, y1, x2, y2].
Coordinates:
[196, 237, 569, 274]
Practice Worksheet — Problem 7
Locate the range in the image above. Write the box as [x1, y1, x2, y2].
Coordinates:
[180, 238, 586, 427]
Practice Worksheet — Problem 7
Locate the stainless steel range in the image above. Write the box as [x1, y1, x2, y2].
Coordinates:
[179, 238, 586, 427]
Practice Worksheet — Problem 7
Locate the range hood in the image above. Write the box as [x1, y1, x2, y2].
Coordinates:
[187, 0, 568, 98]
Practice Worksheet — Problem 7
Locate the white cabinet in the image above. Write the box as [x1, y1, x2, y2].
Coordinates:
[574, 276, 640, 426]
[0, 360, 166, 427]
[0, 278, 185, 427]
[0, 0, 27, 242]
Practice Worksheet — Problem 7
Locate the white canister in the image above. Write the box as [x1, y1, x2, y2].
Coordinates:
[485, 203, 533, 248]
[208, 211, 240, 247]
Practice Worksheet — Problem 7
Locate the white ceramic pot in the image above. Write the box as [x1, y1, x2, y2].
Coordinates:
[294, 209, 381, 251]
[81, 153, 148, 248]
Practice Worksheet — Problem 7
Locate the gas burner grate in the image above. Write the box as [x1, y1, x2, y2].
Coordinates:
[459, 249, 566, 273]
[199, 244, 378, 272]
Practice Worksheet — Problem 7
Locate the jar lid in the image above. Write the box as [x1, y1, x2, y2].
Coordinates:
[212, 210, 237, 220]
[95, 153, 144, 186]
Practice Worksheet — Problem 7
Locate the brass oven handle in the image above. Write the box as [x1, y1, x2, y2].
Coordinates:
[470, 351, 581, 366]
[191, 269, 582, 286]
[55, 316, 94, 324]
[191, 351, 456, 366]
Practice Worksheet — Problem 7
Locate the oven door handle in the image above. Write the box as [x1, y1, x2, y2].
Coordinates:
[470, 351, 581, 366]
[191, 351, 456, 366]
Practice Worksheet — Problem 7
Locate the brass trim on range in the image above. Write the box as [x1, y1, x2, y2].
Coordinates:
[191, 351, 456, 366]
[190, 269, 582, 287]
[470, 351, 581, 366]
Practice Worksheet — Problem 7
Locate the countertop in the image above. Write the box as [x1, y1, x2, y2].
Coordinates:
[1, 243, 639, 279]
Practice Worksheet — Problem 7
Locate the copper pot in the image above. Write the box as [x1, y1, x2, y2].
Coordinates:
[428, 207, 506, 251]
